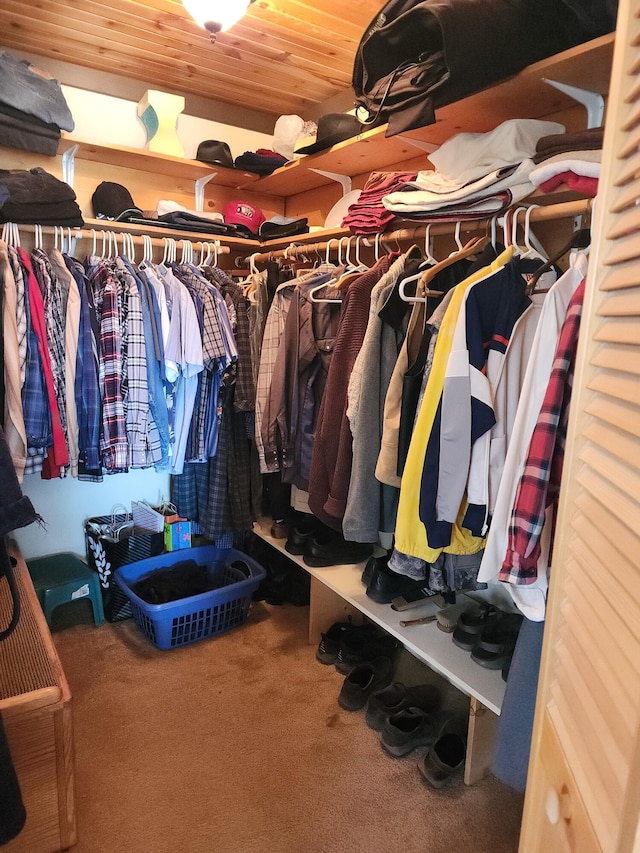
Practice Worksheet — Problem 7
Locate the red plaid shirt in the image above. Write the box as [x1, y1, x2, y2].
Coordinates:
[500, 279, 586, 584]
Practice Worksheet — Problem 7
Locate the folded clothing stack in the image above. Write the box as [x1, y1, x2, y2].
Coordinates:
[0, 167, 83, 226]
[0, 50, 74, 156]
[234, 149, 288, 175]
[341, 170, 418, 235]
[382, 118, 565, 223]
[529, 127, 604, 197]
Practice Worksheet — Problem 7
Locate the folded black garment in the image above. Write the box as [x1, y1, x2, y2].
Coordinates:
[0, 168, 83, 223]
[0, 102, 60, 156]
[122, 214, 238, 237]
[158, 211, 235, 231]
[259, 217, 309, 239]
[131, 560, 218, 604]
[0, 167, 76, 204]
[0, 198, 83, 226]
[234, 151, 288, 176]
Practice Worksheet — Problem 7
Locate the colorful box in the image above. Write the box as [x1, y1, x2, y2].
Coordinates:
[163, 516, 192, 551]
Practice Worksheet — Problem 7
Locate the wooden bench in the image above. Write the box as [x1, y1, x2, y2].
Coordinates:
[0, 545, 76, 852]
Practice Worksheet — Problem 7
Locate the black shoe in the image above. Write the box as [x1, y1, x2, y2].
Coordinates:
[316, 619, 357, 665]
[365, 682, 442, 731]
[303, 534, 373, 568]
[361, 552, 390, 588]
[366, 562, 432, 605]
[451, 604, 502, 651]
[338, 657, 394, 712]
[417, 718, 468, 788]
[285, 515, 324, 555]
[380, 707, 439, 757]
[335, 630, 399, 675]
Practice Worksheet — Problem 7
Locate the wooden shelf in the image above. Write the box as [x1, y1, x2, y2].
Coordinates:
[242, 34, 614, 198]
[253, 519, 506, 715]
[58, 136, 261, 189]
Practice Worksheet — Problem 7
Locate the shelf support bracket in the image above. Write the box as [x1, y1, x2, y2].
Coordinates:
[398, 136, 439, 155]
[194, 173, 217, 212]
[62, 144, 79, 189]
[542, 79, 605, 128]
[308, 169, 352, 196]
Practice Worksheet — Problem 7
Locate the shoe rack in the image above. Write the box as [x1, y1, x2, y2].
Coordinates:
[253, 517, 504, 786]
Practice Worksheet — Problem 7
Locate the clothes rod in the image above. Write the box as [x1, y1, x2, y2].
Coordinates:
[237, 198, 593, 266]
[0, 223, 231, 255]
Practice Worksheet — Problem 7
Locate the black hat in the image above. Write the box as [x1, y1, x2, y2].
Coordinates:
[92, 181, 142, 221]
[195, 140, 235, 169]
[294, 113, 363, 155]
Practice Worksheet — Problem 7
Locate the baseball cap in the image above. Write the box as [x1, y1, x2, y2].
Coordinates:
[223, 200, 265, 237]
[92, 181, 143, 221]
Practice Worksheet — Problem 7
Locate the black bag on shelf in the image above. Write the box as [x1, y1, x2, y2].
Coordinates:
[352, 0, 618, 137]
[84, 513, 164, 622]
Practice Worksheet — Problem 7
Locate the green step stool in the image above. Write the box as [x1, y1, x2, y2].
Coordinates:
[26, 552, 105, 628]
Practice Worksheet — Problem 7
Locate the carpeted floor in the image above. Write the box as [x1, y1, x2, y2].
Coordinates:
[52, 600, 524, 853]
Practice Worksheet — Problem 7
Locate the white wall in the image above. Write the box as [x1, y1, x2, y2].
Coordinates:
[12, 84, 270, 562]
[61, 85, 273, 159]
[14, 470, 171, 561]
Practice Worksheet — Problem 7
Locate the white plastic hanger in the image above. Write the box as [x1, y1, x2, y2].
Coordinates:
[308, 281, 344, 303]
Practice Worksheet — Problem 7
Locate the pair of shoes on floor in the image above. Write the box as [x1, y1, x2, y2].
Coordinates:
[362, 554, 434, 606]
[417, 718, 468, 788]
[380, 707, 465, 759]
[335, 626, 399, 675]
[365, 681, 443, 731]
[337, 656, 395, 711]
[315, 619, 398, 672]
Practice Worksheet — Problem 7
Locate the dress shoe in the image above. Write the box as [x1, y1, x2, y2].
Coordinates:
[366, 562, 432, 605]
[285, 514, 324, 555]
[270, 520, 289, 539]
[303, 534, 373, 568]
[361, 552, 390, 588]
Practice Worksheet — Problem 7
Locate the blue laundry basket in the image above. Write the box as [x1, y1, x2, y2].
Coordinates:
[115, 545, 266, 650]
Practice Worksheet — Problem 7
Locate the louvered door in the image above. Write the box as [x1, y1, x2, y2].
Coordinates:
[519, 0, 640, 850]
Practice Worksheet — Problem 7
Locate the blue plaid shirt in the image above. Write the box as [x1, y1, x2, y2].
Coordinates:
[64, 256, 102, 473]
[15, 249, 52, 453]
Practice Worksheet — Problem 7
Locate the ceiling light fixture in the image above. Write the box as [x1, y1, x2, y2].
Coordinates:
[182, 0, 255, 42]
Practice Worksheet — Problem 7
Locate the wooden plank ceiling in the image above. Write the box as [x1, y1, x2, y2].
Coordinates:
[0, 0, 384, 117]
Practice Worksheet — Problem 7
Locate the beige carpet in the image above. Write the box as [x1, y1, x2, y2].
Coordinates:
[52, 600, 523, 853]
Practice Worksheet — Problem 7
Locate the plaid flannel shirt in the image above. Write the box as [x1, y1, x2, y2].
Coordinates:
[500, 279, 585, 584]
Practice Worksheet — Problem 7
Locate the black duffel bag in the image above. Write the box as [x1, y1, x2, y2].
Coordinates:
[352, 0, 618, 137]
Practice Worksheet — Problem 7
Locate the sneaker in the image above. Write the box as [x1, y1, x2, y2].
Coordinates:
[380, 707, 439, 757]
[316, 619, 357, 665]
[337, 657, 394, 712]
[365, 682, 442, 731]
[335, 630, 399, 675]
